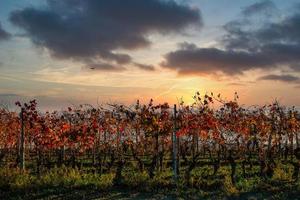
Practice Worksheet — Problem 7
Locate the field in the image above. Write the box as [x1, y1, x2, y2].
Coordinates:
[0, 93, 300, 199]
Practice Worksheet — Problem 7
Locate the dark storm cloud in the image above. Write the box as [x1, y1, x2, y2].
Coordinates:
[162, 42, 300, 75]
[162, 1, 300, 76]
[258, 74, 300, 83]
[162, 43, 272, 75]
[0, 22, 11, 41]
[223, 9, 300, 51]
[9, 0, 202, 68]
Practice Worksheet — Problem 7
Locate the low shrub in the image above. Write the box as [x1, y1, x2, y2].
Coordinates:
[37, 166, 114, 190]
[38, 166, 82, 187]
[223, 175, 238, 196]
[147, 170, 173, 190]
[122, 167, 149, 188]
[0, 167, 34, 190]
[273, 163, 293, 181]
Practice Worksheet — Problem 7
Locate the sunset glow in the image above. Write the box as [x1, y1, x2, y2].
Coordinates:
[0, 0, 299, 110]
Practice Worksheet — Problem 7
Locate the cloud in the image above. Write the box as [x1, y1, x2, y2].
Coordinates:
[0, 93, 20, 97]
[84, 61, 156, 72]
[134, 63, 155, 71]
[10, 0, 202, 69]
[0, 22, 11, 41]
[241, 0, 277, 17]
[84, 62, 126, 72]
[162, 2, 300, 76]
[223, 9, 300, 51]
[162, 43, 274, 75]
[258, 74, 300, 83]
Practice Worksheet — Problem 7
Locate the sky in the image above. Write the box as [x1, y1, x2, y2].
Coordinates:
[0, 0, 300, 111]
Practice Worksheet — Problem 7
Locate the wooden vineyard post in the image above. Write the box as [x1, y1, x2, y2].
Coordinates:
[172, 104, 178, 182]
[19, 107, 25, 171]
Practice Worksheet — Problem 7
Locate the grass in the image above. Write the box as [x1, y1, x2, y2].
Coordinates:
[0, 164, 300, 200]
